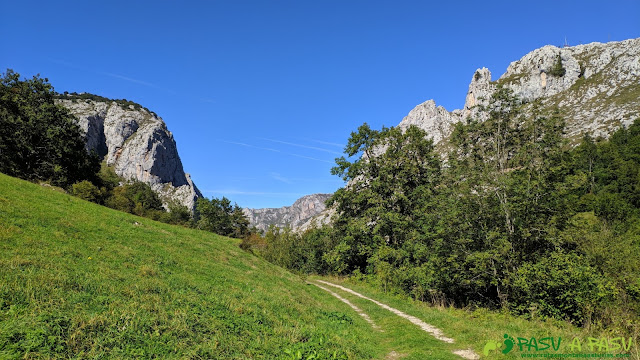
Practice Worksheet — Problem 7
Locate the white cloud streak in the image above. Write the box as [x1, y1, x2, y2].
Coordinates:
[47, 58, 178, 95]
[301, 138, 345, 148]
[221, 140, 281, 153]
[270, 172, 292, 184]
[222, 140, 334, 164]
[100, 72, 156, 87]
[259, 138, 342, 155]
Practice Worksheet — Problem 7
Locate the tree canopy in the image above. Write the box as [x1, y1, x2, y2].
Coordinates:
[0, 70, 99, 187]
[247, 87, 640, 332]
[196, 196, 250, 239]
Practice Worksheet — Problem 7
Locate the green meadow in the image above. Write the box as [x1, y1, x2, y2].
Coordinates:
[1, 173, 635, 359]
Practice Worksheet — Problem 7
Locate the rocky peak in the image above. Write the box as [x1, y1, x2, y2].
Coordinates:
[57, 97, 202, 211]
[501, 38, 640, 139]
[397, 100, 458, 146]
[243, 193, 332, 233]
[463, 67, 493, 118]
[397, 38, 640, 146]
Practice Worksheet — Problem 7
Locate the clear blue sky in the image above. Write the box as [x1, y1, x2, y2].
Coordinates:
[2, 1, 639, 208]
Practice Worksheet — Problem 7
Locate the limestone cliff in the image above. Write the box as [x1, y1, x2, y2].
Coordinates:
[400, 38, 640, 145]
[57, 96, 201, 210]
[243, 194, 332, 233]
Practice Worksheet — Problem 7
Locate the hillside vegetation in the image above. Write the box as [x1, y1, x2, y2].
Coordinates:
[2, 173, 630, 359]
[248, 88, 640, 338]
[0, 173, 379, 358]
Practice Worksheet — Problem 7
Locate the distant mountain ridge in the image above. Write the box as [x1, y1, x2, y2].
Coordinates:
[243, 194, 331, 233]
[56, 94, 202, 211]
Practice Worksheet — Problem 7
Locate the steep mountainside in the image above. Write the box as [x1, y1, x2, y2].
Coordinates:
[244, 193, 331, 233]
[57, 96, 201, 210]
[400, 38, 640, 146]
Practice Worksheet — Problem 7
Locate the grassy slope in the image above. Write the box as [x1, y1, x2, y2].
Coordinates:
[0, 173, 378, 359]
[313, 276, 639, 359]
[1, 173, 635, 359]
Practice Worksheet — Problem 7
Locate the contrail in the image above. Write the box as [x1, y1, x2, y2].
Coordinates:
[223, 140, 334, 164]
[259, 137, 342, 155]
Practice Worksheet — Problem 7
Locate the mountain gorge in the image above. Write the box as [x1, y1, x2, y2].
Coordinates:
[247, 39, 640, 334]
[48, 39, 640, 229]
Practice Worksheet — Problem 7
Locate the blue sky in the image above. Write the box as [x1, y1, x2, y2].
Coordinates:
[2, 1, 639, 208]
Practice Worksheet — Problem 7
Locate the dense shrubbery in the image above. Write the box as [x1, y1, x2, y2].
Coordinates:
[195, 196, 250, 239]
[245, 87, 640, 335]
[252, 225, 335, 275]
[76, 167, 252, 235]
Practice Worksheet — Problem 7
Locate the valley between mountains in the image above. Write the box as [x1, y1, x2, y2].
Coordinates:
[2, 37, 640, 359]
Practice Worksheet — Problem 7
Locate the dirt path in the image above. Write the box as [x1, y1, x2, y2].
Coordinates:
[311, 280, 480, 360]
[311, 281, 382, 331]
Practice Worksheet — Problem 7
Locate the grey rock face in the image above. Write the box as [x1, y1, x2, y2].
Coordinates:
[397, 38, 640, 146]
[243, 194, 332, 233]
[463, 67, 494, 119]
[397, 100, 458, 146]
[58, 99, 202, 210]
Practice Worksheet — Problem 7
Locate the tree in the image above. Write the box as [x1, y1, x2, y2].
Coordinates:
[70, 180, 101, 203]
[196, 196, 250, 238]
[327, 124, 441, 274]
[125, 181, 164, 215]
[444, 88, 567, 306]
[104, 180, 164, 217]
[0, 69, 99, 187]
[548, 55, 566, 77]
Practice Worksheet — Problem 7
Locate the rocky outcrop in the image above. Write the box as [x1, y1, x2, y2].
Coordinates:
[58, 97, 202, 210]
[243, 194, 332, 233]
[398, 38, 640, 145]
[397, 100, 460, 146]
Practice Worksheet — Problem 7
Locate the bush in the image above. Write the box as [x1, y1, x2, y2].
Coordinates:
[548, 55, 566, 77]
[164, 202, 193, 226]
[70, 180, 101, 203]
[509, 251, 614, 324]
[105, 186, 134, 213]
[104, 180, 163, 217]
[240, 233, 266, 253]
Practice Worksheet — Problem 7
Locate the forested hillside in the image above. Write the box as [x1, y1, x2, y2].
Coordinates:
[247, 88, 640, 337]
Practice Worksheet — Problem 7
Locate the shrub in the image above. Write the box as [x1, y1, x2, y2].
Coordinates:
[548, 55, 566, 77]
[509, 251, 614, 324]
[165, 202, 193, 226]
[105, 186, 134, 213]
[69, 180, 101, 203]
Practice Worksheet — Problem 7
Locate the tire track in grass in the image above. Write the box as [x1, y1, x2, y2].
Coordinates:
[310, 281, 382, 331]
[313, 280, 480, 360]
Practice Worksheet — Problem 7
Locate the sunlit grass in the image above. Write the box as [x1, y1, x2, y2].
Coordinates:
[2, 172, 636, 359]
[0, 173, 380, 359]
